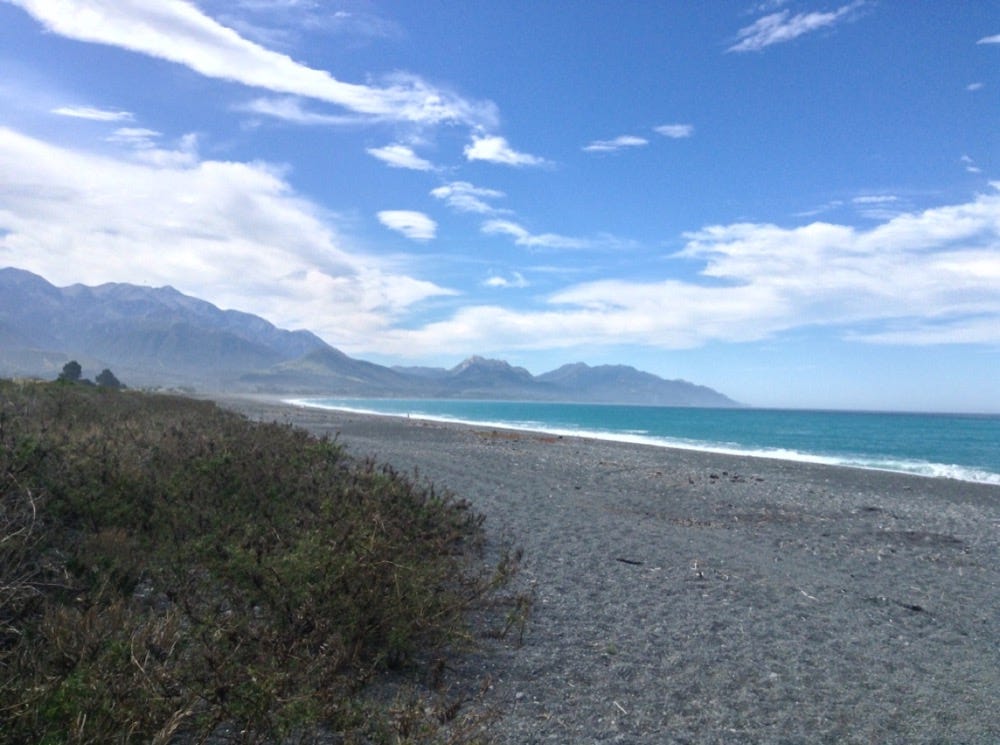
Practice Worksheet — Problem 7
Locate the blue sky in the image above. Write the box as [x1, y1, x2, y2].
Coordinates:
[0, 1, 998, 411]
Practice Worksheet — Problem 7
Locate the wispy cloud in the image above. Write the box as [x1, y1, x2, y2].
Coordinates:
[583, 135, 648, 153]
[431, 181, 507, 214]
[238, 96, 369, 125]
[464, 135, 548, 167]
[222, 2, 403, 44]
[0, 126, 452, 344]
[51, 105, 133, 122]
[481, 220, 590, 249]
[105, 127, 163, 148]
[748, 0, 792, 12]
[105, 128, 200, 168]
[728, 1, 864, 53]
[845, 316, 1000, 346]
[366, 144, 434, 171]
[793, 199, 844, 218]
[852, 194, 902, 220]
[484, 272, 528, 289]
[654, 123, 694, 139]
[377, 210, 437, 241]
[583, 125, 692, 152]
[961, 155, 982, 174]
[8, 0, 497, 127]
[852, 195, 898, 204]
[966, 82, 984, 92]
[977, 33, 1000, 44]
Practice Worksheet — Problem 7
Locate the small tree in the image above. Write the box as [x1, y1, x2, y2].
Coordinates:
[96, 369, 124, 389]
[57, 360, 82, 383]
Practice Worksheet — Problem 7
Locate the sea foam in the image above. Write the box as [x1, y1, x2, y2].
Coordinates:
[289, 398, 1000, 486]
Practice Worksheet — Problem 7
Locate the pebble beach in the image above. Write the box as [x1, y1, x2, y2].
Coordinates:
[217, 396, 1000, 744]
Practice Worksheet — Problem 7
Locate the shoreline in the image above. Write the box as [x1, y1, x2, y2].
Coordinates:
[214, 394, 1000, 743]
[285, 397, 1000, 486]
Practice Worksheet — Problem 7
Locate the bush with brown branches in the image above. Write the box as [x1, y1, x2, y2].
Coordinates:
[0, 380, 522, 743]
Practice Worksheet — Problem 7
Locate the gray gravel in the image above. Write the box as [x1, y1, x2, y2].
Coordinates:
[217, 396, 1000, 744]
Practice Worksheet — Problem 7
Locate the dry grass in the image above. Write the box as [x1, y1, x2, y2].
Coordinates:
[0, 380, 522, 743]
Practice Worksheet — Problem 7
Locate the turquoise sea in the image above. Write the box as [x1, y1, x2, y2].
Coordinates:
[296, 398, 1000, 486]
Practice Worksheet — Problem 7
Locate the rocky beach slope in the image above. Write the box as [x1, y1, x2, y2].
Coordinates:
[218, 396, 1000, 744]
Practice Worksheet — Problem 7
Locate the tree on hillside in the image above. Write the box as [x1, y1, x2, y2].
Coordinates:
[96, 369, 124, 389]
[57, 360, 82, 383]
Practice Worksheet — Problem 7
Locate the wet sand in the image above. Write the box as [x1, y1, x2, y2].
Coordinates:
[215, 395, 1000, 744]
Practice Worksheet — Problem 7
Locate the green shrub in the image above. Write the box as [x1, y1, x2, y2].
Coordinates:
[0, 380, 518, 743]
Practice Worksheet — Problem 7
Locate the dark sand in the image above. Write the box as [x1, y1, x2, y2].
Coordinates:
[216, 395, 1000, 744]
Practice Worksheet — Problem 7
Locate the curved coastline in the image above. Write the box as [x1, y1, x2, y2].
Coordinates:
[288, 397, 1000, 486]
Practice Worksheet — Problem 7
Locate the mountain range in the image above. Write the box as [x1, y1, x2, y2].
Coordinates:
[0, 267, 739, 406]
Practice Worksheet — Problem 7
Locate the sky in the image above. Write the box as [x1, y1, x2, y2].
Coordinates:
[0, 1, 998, 412]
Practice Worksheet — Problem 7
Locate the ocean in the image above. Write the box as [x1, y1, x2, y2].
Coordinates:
[294, 398, 1000, 486]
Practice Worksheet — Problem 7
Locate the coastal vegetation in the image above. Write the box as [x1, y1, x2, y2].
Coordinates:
[56, 360, 125, 389]
[0, 379, 520, 743]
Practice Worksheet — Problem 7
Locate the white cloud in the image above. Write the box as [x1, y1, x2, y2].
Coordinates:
[481, 219, 590, 249]
[8, 0, 497, 127]
[430, 181, 507, 214]
[977, 33, 1000, 44]
[142, 133, 201, 168]
[105, 127, 200, 167]
[238, 96, 369, 125]
[106, 127, 162, 148]
[583, 135, 648, 153]
[51, 105, 134, 121]
[675, 192, 1000, 329]
[852, 195, 898, 204]
[749, 0, 792, 12]
[962, 155, 982, 174]
[366, 144, 434, 171]
[377, 210, 437, 241]
[966, 82, 984, 92]
[852, 194, 902, 220]
[376, 187, 1000, 357]
[463, 134, 547, 167]
[0, 126, 452, 346]
[376, 286, 781, 357]
[484, 272, 528, 289]
[654, 123, 694, 139]
[221, 1, 402, 43]
[728, 1, 864, 53]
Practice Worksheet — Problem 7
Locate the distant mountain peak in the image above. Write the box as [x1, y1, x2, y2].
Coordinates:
[537, 361, 739, 407]
[0, 266, 331, 386]
[450, 355, 534, 383]
[1, 267, 741, 406]
[452, 355, 523, 373]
